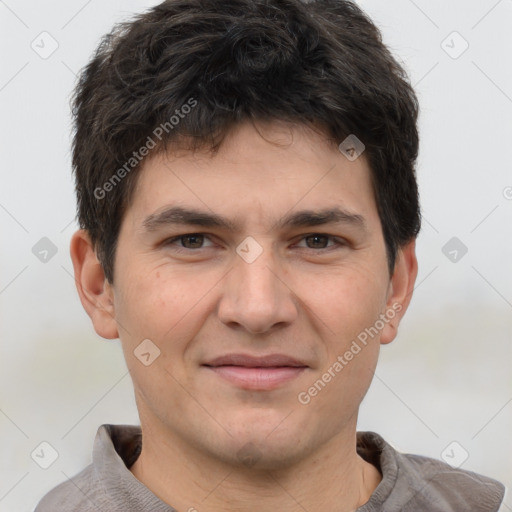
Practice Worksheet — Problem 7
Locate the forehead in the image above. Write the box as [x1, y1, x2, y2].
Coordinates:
[125, 121, 379, 231]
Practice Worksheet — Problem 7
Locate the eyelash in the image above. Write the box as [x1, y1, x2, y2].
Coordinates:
[162, 233, 347, 253]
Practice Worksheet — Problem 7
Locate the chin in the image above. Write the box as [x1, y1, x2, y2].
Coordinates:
[211, 418, 312, 471]
[224, 437, 309, 472]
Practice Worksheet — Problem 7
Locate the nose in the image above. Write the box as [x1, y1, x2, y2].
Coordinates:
[217, 243, 298, 335]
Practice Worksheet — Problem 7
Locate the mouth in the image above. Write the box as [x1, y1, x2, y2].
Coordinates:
[202, 354, 308, 390]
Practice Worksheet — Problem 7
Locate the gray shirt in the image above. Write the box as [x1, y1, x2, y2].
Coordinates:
[35, 424, 505, 511]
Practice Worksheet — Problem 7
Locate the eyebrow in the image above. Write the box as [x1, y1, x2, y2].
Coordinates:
[142, 206, 367, 233]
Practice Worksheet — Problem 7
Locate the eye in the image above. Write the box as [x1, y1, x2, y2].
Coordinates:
[161, 232, 346, 254]
[163, 233, 215, 250]
[295, 234, 345, 250]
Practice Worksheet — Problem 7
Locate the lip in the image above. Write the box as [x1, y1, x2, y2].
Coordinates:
[202, 353, 308, 390]
[204, 353, 307, 368]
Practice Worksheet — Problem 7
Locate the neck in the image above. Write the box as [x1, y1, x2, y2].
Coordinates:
[130, 420, 381, 512]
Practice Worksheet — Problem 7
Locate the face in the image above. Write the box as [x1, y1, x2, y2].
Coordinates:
[76, 120, 416, 470]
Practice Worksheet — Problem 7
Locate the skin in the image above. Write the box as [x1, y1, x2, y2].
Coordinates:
[71, 119, 418, 512]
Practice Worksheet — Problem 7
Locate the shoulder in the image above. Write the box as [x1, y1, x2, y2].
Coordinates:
[358, 432, 505, 512]
[34, 424, 142, 512]
[34, 464, 102, 512]
[396, 450, 505, 511]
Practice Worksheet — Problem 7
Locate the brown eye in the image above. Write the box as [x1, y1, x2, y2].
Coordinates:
[179, 234, 205, 249]
[296, 234, 343, 250]
[304, 234, 330, 249]
[164, 233, 214, 250]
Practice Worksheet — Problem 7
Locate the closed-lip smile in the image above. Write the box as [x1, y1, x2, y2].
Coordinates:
[202, 353, 308, 390]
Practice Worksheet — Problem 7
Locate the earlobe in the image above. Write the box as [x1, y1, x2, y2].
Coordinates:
[69, 229, 119, 340]
[380, 239, 418, 345]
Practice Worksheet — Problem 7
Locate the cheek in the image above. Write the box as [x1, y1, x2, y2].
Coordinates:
[316, 265, 387, 405]
[114, 263, 220, 368]
[299, 263, 389, 347]
[308, 342, 379, 426]
[298, 270, 384, 417]
[114, 269, 201, 410]
[116, 264, 178, 325]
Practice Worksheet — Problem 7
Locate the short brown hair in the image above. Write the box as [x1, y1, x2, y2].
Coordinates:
[72, 0, 421, 283]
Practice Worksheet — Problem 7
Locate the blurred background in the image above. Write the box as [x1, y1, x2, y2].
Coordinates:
[1, 0, 511, 510]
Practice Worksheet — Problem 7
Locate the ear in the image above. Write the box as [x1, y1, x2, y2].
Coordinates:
[380, 239, 418, 345]
[69, 229, 119, 340]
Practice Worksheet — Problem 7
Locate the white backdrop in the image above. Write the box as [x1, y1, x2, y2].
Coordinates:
[1, 1, 511, 510]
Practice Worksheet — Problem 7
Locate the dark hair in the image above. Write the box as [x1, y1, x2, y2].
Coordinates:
[72, 0, 421, 283]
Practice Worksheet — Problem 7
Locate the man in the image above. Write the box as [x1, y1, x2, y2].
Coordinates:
[36, 0, 505, 510]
